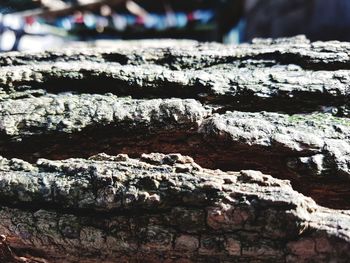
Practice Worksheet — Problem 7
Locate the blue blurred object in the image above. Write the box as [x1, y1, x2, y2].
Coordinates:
[0, 0, 245, 50]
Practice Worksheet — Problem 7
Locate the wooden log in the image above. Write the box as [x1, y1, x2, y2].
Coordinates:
[0, 153, 349, 262]
[0, 37, 350, 262]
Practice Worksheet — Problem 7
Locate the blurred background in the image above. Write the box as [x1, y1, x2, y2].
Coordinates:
[0, 0, 349, 52]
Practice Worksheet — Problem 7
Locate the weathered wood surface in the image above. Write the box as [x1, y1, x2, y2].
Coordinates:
[1, 154, 350, 262]
[0, 36, 350, 262]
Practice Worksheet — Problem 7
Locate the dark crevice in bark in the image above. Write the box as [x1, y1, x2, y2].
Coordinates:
[238, 53, 350, 71]
[1, 127, 349, 210]
[10, 78, 205, 100]
[211, 94, 349, 117]
[9, 247, 48, 263]
[5, 80, 349, 117]
[0, 53, 131, 68]
[157, 54, 350, 71]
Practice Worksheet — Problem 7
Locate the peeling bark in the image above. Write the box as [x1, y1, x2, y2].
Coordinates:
[0, 37, 350, 262]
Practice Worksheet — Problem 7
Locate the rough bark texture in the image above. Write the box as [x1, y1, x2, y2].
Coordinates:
[0, 36, 350, 262]
[1, 153, 350, 263]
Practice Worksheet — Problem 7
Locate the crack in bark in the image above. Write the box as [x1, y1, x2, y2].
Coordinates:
[1, 37, 350, 262]
[0, 154, 350, 262]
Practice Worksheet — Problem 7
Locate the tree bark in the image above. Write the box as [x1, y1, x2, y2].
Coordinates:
[0, 36, 350, 262]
